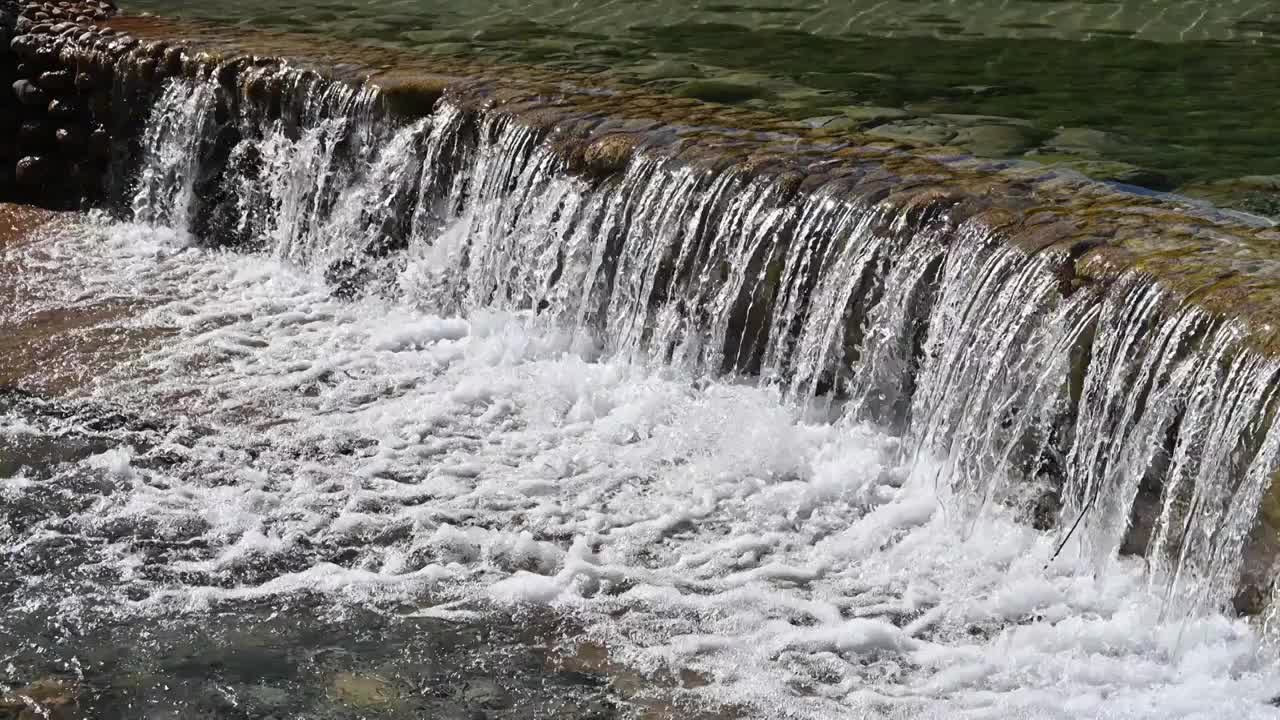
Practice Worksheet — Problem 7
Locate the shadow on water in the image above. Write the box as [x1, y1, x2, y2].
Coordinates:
[1, 597, 628, 719]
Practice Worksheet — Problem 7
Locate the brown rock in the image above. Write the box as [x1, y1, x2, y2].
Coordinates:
[581, 133, 641, 177]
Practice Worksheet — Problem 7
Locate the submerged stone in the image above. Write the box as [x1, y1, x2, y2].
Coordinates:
[867, 119, 957, 146]
[1042, 126, 1127, 157]
[673, 79, 773, 105]
[951, 123, 1044, 157]
[328, 672, 399, 708]
[1029, 155, 1174, 191]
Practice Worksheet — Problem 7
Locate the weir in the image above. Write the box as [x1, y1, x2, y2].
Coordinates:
[5, 0, 1280, 625]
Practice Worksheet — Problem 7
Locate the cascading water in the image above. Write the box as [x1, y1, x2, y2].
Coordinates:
[130, 72, 1280, 617]
[7, 64, 1280, 719]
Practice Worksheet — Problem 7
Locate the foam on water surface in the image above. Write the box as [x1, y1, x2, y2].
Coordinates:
[3, 217, 1279, 719]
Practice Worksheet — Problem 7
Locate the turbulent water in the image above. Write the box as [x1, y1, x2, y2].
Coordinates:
[5, 70, 1280, 718]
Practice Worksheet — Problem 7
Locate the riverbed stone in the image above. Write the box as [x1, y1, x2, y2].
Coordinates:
[631, 59, 703, 81]
[867, 119, 957, 146]
[673, 78, 773, 104]
[0, 677, 79, 720]
[328, 672, 399, 708]
[1042, 127, 1127, 157]
[951, 123, 1044, 157]
[1177, 175, 1280, 218]
[843, 105, 913, 125]
[1026, 154, 1174, 191]
[460, 677, 512, 709]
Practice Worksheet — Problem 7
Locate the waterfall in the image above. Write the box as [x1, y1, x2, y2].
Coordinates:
[126, 71, 1280, 620]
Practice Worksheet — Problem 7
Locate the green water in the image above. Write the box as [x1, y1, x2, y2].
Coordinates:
[118, 0, 1280, 214]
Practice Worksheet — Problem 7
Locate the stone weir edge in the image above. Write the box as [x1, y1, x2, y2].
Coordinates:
[4, 5, 1280, 358]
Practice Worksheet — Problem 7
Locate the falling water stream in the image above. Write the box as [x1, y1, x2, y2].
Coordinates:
[5, 67, 1280, 718]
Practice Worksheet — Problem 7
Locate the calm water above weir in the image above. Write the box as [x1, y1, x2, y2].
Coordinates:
[117, 0, 1280, 216]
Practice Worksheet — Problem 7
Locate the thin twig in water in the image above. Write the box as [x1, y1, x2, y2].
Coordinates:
[1048, 489, 1096, 569]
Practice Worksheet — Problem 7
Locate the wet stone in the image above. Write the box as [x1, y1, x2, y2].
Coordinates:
[12, 78, 46, 105]
[868, 119, 957, 146]
[0, 677, 79, 720]
[15, 155, 50, 185]
[36, 68, 69, 89]
[673, 79, 773, 105]
[329, 672, 400, 708]
[460, 678, 512, 709]
[1043, 127, 1126, 157]
[55, 126, 83, 150]
[46, 96, 76, 119]
[842, 105, 913, 125]
[951, 124, 1044, 157]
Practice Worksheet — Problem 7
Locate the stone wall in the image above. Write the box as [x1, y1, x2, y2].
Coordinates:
[2, 0, 117, 209]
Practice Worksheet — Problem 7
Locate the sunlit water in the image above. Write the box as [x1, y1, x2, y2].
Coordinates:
[3, 216, 1279, 718]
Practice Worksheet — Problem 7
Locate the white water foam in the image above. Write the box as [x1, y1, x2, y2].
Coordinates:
[2, 216, 1277, 719]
